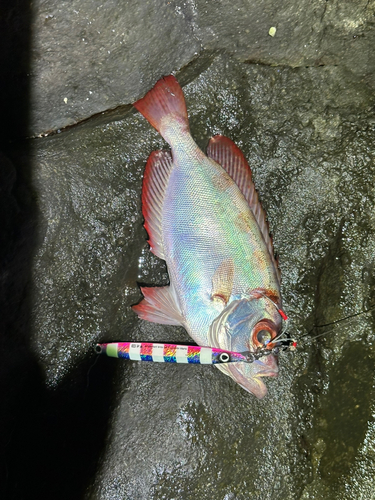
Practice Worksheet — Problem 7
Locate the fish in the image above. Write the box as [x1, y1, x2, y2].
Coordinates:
[132, 75, 284, 398]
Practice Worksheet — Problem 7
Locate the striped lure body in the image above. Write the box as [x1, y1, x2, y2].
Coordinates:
[97, 342, 248, 364]
[132, 76, 284, 398]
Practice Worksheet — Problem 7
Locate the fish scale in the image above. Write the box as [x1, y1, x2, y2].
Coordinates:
[164, 159, 271, 338]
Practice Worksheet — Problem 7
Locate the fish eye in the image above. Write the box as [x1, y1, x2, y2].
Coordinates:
[256, 330, 272, 346]
[251, 320, 277, 348]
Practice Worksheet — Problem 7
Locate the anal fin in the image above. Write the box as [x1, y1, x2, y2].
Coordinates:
[132, 285, 184, 326]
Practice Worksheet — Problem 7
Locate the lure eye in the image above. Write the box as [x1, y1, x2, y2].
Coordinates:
[251, 320, 277, 348]
[218, 352, 230, 363]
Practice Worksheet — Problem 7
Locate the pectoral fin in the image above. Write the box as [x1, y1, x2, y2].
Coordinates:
[132, 285, 184, 326]
[211, 258, 235, 305]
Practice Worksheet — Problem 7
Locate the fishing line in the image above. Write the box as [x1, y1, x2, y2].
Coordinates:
[86, 351, 100, 390]
[296, 306, 375, 345]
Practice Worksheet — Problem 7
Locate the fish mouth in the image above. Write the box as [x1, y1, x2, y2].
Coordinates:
[207, 298, 281, 397]
[218, 355, 278, 399]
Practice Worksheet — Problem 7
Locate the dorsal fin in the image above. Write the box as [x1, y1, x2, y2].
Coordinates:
[207, 135, 280, 283]
[141, 150, 173, 260]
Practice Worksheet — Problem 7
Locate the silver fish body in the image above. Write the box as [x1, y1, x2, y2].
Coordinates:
[132, 76, 284, 398]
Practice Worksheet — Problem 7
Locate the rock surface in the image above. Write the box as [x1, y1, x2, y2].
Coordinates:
[1, 1, 375, 500]
[28, 0, 375, 136]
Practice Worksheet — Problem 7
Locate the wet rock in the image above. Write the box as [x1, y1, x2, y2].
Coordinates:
[87, 58, 375, 499]
[8, 52, 375, 498]
[2, 3, 375, 499]
[30, 1, 200, 136]
[29, 0, 375, 136]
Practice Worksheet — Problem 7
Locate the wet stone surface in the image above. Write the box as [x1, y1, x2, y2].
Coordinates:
[5, 53, 374, 499]
[27, 0, 375, 135]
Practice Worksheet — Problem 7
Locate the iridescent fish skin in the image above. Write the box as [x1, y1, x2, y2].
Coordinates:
[132, 76, 283, 398]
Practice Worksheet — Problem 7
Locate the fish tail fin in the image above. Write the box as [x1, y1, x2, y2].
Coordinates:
[133, 75, 189, 144]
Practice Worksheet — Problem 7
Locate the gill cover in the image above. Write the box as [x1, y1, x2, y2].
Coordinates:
[208, 298, 279, 398]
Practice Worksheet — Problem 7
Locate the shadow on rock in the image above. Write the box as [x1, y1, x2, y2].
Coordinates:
[0, 4, 117, 499]
[1, 346, 117, 500]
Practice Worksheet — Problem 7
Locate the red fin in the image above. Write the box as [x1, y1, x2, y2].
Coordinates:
[132, 286, 184, 326]
[142, 150, 173, 260]
[207, 135, 281, 283]
[133, 75, 189, 142]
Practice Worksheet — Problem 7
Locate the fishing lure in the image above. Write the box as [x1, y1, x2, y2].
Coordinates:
[96, 337, 297, 365]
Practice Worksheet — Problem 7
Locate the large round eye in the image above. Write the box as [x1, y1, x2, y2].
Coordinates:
[256, 330, 272, 346]
[251, 320, 277, 347]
